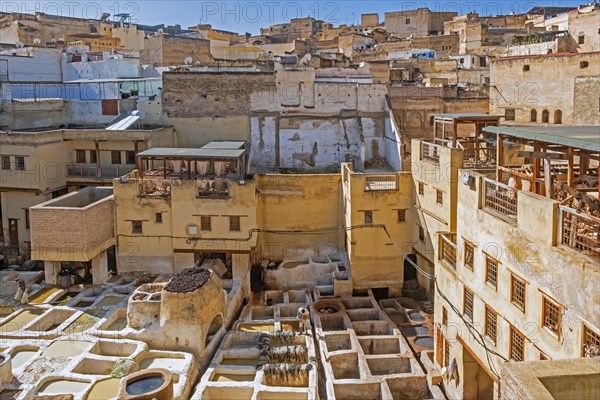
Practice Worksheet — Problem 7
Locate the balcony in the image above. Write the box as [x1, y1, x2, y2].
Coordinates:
[483, 178, 518, 222]
[365, 175, 397, 191]
[66, 163, 135, 180]
[440, 233, 457, 269]
[197, 179, 230, 198]
[421, 141, 440, 163]
[560, 206, 600, 261]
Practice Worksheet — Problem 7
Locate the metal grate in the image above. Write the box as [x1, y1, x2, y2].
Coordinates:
[542, 296, 561, 336]
[560, 206, 600, 261]
[511, 274, 526, 312]
[201, 216, 212, 231]
[229, 216, 241, 232]
[365, 175, 397, 191]
[463, 287, 474, 320]
[485, 256, 498, 289]
[443, 336, 450, 367]
[510, 327, 525, 361]
[485, 306, 497, 344]
[131, 221, 142, 234]
[464, 241, 474, 270]
[483, 178, 518, 221]
[583, 324, 600, 357]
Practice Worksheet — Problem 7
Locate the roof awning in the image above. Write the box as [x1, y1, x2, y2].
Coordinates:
[483, 125, 600, 153]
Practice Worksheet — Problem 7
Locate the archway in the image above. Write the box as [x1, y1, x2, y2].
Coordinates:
[554, 110, 562, 124]
[205, 313, 223, 347]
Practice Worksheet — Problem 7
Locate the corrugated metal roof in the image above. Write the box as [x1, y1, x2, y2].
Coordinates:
[106, 115, 141, 131]
[201, 141, 246, 150]
[483, 125, 600, 152]
[137, 147, 245, 159]
[432, 113, 502, 120]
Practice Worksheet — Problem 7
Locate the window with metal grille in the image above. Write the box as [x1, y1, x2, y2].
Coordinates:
[582, 324, 600, 357]
[397, 209, 406, 223]
[126, 151, 136, 165]
[511, 274, 526, 312]
[510, 327, 525, 361]
[436, 189, 443, 205]
[364, 211, 373, 225]
[155, 213, 162, 223]
[505, 108, 516, 121]
[418, 182, 424, 195]
[16, 156, 25, 171]
[2, 156, 10, 170]
[443, 336, 450, 367]
[442, 306, 448, 326]
[76, 150, 86, 163]
[89, 150, 97, 164]
[542, 296, 561, 337]
[111, 151, 121, 165]
[463, 287, 474, 320]
[485, 306, 497, 344]
[230, 216, 241, 232]
[131, 221, 142, 234]
[201, 216, 211, 231]
[578, 35, 585, 44]
[464, 241, 474, 270]
[418, 226, 425, 241]
[485, 255, 498, 289]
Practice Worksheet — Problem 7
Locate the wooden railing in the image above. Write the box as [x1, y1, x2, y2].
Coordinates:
[66, 163, 135, 179]
[365, 175, 397, 191]
[483, 178, 518, 221]
[440, 233, 457, 269]
[421, 141, 440, 163]
[560, 206, 600, 261]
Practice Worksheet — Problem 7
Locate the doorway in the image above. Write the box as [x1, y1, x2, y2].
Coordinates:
[107, 246, 117, 275]
[403, 254, 418, 282]
[462, 345, 495, 400]
[8, 219, 18, 247]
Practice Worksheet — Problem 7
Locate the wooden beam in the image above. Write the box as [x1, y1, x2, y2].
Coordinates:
[544, 157, 553, 199]
[95, 140, 101, 178]
[517, 151, 568, 160]
[532, 141, 540, 194]
[452, 120, 457, 148]
[567, 148, 574, 187]
[496, 134, 504, 182]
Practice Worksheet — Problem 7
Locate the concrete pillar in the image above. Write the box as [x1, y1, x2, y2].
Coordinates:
[44, 261, 61, 285]
[91, 251, 111, 285]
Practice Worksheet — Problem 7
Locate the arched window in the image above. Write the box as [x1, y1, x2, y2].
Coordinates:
[542, 110, 549, 123]
[530, 109, 537, 123]
[554, 110, 562, 124]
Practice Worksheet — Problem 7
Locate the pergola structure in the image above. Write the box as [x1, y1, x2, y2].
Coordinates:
[484, 125, 600, 200]
[432, 113, 501, 148]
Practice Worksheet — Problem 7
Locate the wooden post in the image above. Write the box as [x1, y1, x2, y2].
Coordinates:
[187, 160, 191, 179]
[163, 159, 167, 179]
[544, 157, 553, 199]
[496, 134, 504, 182]
[532, 141, 540, 194]
[567, 148, 574, 188]
[452, 120, 457, 148]
[95, 140, 101, 178]
[433, 118, 437, 142]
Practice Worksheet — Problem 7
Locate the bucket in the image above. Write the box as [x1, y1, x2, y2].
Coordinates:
[59, 275, 70, 289]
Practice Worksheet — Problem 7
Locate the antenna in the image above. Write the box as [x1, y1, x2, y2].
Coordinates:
[184, 56, 193, 65]
[15, 41, 24, 48]
[33, 38, 41, 45]
[157, 28, 164, 34]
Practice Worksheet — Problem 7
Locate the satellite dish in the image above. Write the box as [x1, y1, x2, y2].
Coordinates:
[184, 56, 192, 65]
[33, 38, 41, 45]
[463, 173, 474, 186]
[15, 41, 24, 48]
[157, 28, 164, 34]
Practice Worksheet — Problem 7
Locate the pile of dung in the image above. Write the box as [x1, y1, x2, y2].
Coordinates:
[164, 267, 211, 293]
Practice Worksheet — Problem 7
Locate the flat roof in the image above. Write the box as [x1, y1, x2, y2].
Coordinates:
[137, 147, 245, 159]
[201, 141, 246, 150]
[432, 113, 502, 120]
[483, 125, 600, 152]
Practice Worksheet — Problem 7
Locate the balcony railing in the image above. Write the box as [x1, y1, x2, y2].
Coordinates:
[483, 178, 518, 221]
[66, 163, 135, 179]
[560, 206, 600, 261]
[138, 178, 171, 197]
[197, 179, 230, 198]
[421, 141, 440, 163]
[440, 233, 457, 269]
[365, 175, 397, 191]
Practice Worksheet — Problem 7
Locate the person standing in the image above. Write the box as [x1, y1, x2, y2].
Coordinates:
[13, 278, 28, 304]
[297, 307, 311, 334]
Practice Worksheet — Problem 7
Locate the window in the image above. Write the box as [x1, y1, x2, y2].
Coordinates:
[25, 209, 30, 229]
[126, 151, 136, 165]
[155, 213, 162, 223]
[418, 225, 425, 241]
[459, 57, 465, 64]
[554, 110, 562, 124]
[16, 156, 25, 171]
[438, 333, 451, 368]
[418, 182, 424, 195]
[542, 110, 549, 123]
[505, 108, 516, 121]
[364, 210, 373, 225]
[2, 156, 10, 170]
[397, 209, 406, 223]
[578, 35, 585, 44]
[580, 61, 589, 68]
[76, 150, 86, 163]
[229, 216, 241, 232]
[89, 150, 97, 164]
[510, 327, 525, 361]
[464, 241, 474, 270]
[463, 287, 474, 320]
[510, 274, 526, 312]
[201, 216, 212, 231]
[530, 109, 537, 123]
[523, 64, 530, 72]
[132, 221, 142, 234]
[442, 306, 448, 326]
[485, 255, 499, 289]
[443, 336, 450, 367]
[485, 305, 497, 344]
[405, 18, 411, 25]
[582, 324, 600, 357]
[542, 296, 561, 337]
[111, 151, 121, 165]
[436, 189, 443, 205]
